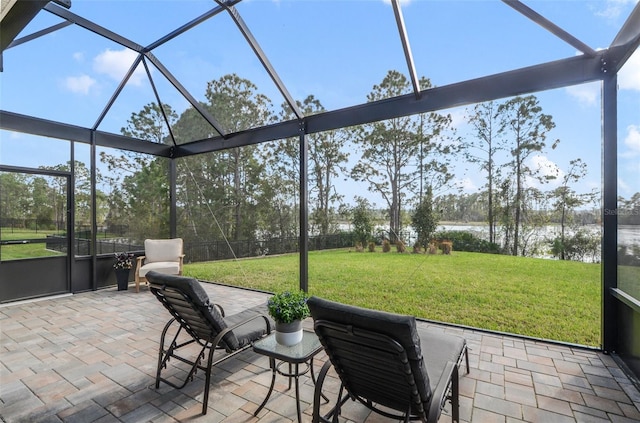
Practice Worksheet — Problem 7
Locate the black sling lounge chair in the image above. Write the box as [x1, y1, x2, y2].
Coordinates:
[307, 296, 469, 423]
[146, 271, 273, 415]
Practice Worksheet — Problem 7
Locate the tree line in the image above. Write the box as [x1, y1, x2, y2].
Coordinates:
[3, 70, 638, 261]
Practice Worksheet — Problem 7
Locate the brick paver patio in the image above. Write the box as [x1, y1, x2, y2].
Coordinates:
[1, 283, 639, 422]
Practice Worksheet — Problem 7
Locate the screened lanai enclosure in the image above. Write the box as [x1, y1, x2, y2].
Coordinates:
[1, 0, 639, 383]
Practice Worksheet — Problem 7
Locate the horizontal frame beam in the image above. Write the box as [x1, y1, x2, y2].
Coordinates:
[0, 49, 610, 157]
[177, 51, 608, 153]
[0, 110, 172, 157]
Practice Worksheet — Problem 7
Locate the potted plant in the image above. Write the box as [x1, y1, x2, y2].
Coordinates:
[267, 290, 310, 346]
[114, 252, 134, 291]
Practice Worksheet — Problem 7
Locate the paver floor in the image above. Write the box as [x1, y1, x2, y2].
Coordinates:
[1, 283, 639, 422]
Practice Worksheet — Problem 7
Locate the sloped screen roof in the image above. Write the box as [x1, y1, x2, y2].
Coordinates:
[1, 0, 639, 158]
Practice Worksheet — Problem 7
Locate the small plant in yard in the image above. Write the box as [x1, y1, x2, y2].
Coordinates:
[114, 252, 134, 269]
[396, 240, 406, 253]
[368, 241, 376, 252]
[267, 290, 310, 324]
[382, 239, 391, 252]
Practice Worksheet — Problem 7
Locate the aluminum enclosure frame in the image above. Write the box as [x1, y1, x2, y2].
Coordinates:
[1, 0, 640, 380]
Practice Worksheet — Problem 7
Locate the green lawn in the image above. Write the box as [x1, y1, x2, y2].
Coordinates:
[185, 249, 602, 347]
[0, 227, 118, 260]
[1, 228, 59, 240]
[1, 228, 65, 259]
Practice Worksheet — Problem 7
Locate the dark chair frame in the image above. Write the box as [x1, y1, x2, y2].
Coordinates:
[148, 271, 272, 415]
[309, 298, 469, 423]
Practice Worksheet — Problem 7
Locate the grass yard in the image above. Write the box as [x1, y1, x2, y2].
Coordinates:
[1, 228, 66, 260]
[185, 248, 602, 347]
[1, 228, 61, 240]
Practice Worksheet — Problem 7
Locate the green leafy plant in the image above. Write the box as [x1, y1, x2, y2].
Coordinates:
[267, 290, 310, 323]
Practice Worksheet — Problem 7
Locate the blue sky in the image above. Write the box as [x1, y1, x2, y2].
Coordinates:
[1, 0, 638, 205]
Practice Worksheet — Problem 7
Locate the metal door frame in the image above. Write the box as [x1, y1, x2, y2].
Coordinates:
[0, 164, 73, 302]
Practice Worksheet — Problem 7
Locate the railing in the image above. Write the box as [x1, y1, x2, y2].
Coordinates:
[44, 233, 356, 262]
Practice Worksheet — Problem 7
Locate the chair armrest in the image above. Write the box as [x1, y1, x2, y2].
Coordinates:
[427, 360, 457, 423]
[135, 255, 145, 271]
[211, 313, 273, 351]
[213, 303, 225, 317]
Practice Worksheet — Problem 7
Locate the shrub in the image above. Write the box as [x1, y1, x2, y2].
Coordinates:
[412, 241, 422, 254]
[367, 241, 376, 252]
[352, 200, 373, 246]
[433, 230, 501, 254]
[396, 240, 406, 253]
[354, 242, 364, 252]
[382, 239, 391, 253]
[549, 229, 600, 262]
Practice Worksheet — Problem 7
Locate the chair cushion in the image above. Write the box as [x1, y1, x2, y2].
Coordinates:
[146, 271, 236, 349]
[224, 303, 273, 349]
[308, 296, 432, 404]
[417, 327, 466, 394]
[146, 271, 271, 352]
[145, 238, 183, 263]
[139, 262, 181, 276]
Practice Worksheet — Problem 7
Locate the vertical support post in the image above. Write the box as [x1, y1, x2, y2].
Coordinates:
[601, 72, 617, 353]
[169, 155, 177, 239]
[90, 132, 98, 291]
[299, 122, 309, 292]
[69, 141, 75, 293]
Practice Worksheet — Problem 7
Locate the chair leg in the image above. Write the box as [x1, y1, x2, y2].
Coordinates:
[201, 344, 213, 414]
[134, 275, 148, 293]
[134, 274, 140, 293]
[313, 361, 350, 423]
[156, 319, 177, 389]
[313, 361, 331, 423]
[452, 365, 460, 423]
[465, 345, 470, 374]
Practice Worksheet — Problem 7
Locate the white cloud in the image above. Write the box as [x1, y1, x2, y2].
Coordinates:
[618, 177, 631, 194]
[565, 82, 599, 106]
[527, 155, 563, 188]
[93, 48, 146, 86]
[448, 108, 467, 130]
[622, 124, 640, 157]
[594, 0, 638, 20]
[456, 177, 478, 193]
[72, 51, 85, 62]
[64, 74, 96, 95]
[619, 48, 640, 91]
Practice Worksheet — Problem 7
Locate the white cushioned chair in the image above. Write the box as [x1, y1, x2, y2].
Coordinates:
[134, 238, 184, 292]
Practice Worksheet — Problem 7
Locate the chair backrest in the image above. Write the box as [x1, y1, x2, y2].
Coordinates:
[144, 238, 183, 263]
[307, 296, 432, 418]
[146, 271, 240, 351]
